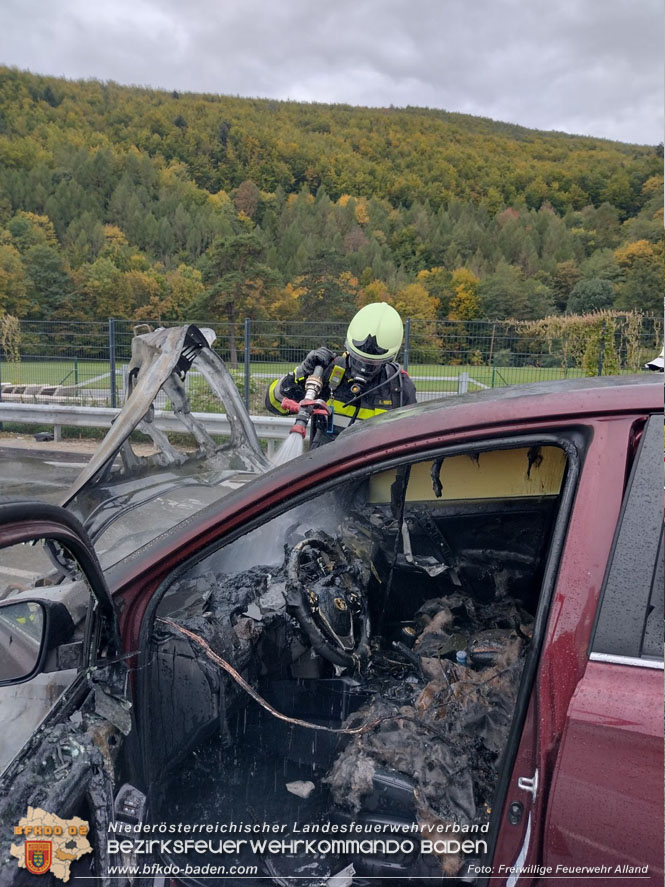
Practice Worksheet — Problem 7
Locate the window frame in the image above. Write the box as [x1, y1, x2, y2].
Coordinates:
[641, 528, 664, 661]
[590, 414, 664, 667]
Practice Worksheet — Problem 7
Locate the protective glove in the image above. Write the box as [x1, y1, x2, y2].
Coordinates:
[297, 346, 336, 377]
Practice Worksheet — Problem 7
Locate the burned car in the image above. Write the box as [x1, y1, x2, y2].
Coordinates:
[64, 323, 271, 567]
[0, 373, 662, 887]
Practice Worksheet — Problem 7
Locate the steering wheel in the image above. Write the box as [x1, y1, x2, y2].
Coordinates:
[285, 533, 369, 669]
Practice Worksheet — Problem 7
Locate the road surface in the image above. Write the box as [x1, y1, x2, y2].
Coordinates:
[0, 442, 90, 502]
[0, 443, 87, 772]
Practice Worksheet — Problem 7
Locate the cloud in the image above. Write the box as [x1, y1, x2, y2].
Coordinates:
[0, 0, 662, 143]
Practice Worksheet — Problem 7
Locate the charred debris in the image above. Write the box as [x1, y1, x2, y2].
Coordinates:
[147, 450, 554, 885]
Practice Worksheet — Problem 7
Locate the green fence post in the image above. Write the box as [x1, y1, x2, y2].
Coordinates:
[74, 356, 79, 386]
[109, 317, 117, 408]
[403, 318, 411, 371]
[243, 317, 251, 411]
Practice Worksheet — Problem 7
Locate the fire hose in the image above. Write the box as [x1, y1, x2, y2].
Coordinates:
[280, 365, 332, 437]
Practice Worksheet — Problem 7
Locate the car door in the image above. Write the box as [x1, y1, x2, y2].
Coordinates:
[130, 428, 585, 884]
[115, 404, 659, 887]
[541, 414, 664, 884]
[0, 501, 128, 887]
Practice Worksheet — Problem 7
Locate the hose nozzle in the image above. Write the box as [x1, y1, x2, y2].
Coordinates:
[288, 366, 328, 438]
[303, 365, 324, 399]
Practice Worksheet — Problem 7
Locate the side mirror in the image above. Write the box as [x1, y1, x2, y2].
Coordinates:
[0, 599, 75, 686]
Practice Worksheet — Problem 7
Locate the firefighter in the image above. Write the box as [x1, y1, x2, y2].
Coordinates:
[266, 302, 417, 447]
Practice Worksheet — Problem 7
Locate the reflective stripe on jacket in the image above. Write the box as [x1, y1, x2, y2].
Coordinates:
[265, 355, 416, 446]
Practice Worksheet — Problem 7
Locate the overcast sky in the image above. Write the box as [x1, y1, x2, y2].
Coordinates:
[0, 0, 662, 144]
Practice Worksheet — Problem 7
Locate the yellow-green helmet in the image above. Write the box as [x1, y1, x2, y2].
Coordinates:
[346, 302, 403, 363]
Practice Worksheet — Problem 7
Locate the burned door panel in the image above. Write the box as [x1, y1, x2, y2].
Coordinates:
[0, 515, 129, 887]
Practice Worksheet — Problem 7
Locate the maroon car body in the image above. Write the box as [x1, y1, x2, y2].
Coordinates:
[0, 375, 662, 886]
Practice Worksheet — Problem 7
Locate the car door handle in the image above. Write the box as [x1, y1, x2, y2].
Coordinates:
[517, 769, 539, 801]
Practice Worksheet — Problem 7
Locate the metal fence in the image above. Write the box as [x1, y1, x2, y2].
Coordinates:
[1, 315, 662, 416]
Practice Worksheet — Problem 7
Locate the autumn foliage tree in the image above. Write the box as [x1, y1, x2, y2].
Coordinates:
[200, 232, 277, 366]
[613, 240, 664, 314]
[449, 269, 480, 320]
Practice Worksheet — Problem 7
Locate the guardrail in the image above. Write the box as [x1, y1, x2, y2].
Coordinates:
[0, 403, 295, 456]
[0, 387, 461, 455]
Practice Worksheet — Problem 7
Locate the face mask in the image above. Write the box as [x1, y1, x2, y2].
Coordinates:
[348, 354, 384, 395]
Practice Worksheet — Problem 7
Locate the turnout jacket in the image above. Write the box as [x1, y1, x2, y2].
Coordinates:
[266, 354, 417, 447]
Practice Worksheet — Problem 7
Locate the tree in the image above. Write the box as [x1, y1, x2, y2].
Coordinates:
[390, 282, 441, 361]
[354, 198, 370, 226]
[551, 260, 580, 312]
[417, 267, 452, 318]
[613, 240, 664, 314]
[234, 180, 260, 219]
[0, 67, 662, 325]
[297, 247, 354, 325]
[123, 269, 164, 316]
[267, 282, 304, 323]
[601, 171, 634, 217]
[201, 232, 277, 366]
[390, 225, 428, 272]
[477, 263, 531, 319]
[567, 279, 614, 314]
[579, 249, 622, 284]
[582, 203, 621, 250]
[358, 279, 390, 309]
[391, 282, 439, 321]
[99, 225, 132, 269]
[0, 244, 29, 315]
[23, 245, 74, 317]
[76, 257, 127, 318]
[448, 268, 480, 320]
[166, 265, 205, 319]
[8, 212, 58, 252]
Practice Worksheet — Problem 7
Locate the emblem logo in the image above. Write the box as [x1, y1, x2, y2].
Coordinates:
[12, 808, 91, 882]
[25, 840, 52, 875]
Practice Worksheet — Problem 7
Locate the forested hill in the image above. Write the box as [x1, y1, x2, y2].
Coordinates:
[0, 66, 662, 326]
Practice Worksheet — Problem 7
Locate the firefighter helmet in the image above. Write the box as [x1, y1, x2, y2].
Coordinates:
[345, 302, 403, 364]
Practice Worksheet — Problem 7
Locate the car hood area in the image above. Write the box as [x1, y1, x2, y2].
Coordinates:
[61, 324, 271, 567]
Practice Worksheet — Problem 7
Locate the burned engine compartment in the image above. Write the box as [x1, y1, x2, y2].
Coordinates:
[144, 454, 561, 885]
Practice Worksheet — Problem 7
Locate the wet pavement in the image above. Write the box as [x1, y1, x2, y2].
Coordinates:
[0, 444, 87, 772]
[0, 444, 92, 591]
[0, 443, 91, 504]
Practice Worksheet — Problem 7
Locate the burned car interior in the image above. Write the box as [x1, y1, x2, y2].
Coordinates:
[134, 441, 571, 884]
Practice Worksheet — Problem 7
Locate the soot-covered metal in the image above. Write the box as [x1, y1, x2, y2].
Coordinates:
[62, 324, 270, 565]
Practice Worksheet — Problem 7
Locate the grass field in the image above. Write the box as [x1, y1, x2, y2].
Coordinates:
[1, 360, 114, 388]
[1, 358, 589, 395]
